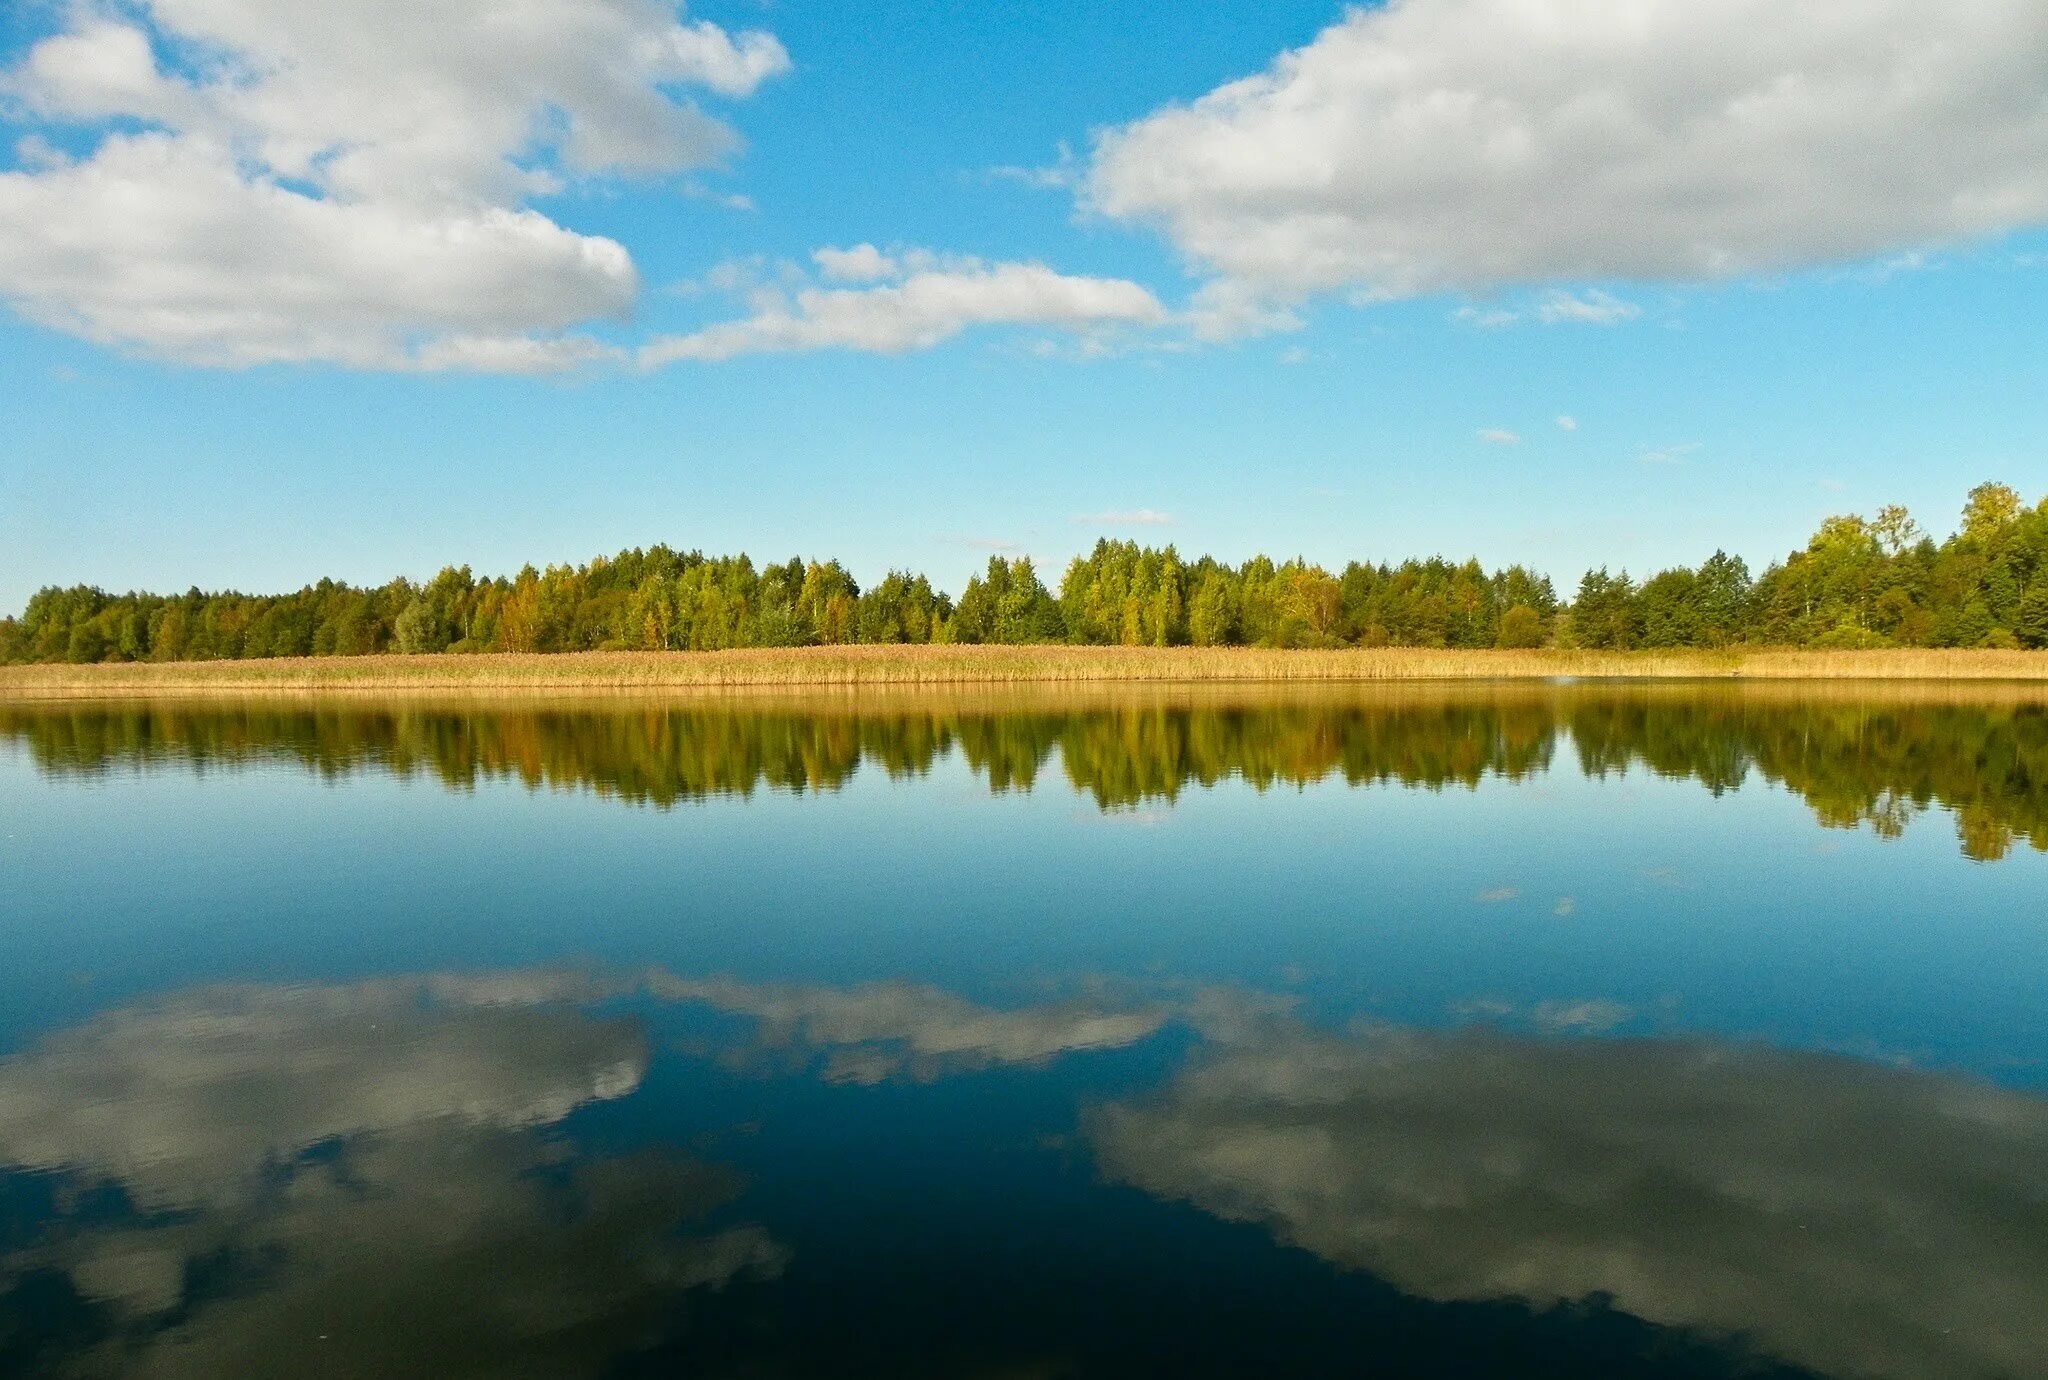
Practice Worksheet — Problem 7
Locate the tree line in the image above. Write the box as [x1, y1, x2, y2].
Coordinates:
[4, 482, 2046, 664]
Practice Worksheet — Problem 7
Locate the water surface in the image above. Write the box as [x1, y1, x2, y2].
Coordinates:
[2, 683, 2045, 1378]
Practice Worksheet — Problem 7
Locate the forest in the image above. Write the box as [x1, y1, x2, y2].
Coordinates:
[4, 482, 2046, 664]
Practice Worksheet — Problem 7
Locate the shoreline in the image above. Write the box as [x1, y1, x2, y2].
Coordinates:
[5, 645, 2048, 699]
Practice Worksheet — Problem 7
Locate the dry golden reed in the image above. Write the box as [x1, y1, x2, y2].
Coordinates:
[4, 644, 2048, 701]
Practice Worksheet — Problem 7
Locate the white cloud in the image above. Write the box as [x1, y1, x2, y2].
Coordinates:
[640, 256, 1166, 364]
[1072, 509, 1174, 527]
[1452, 304, 1520, 330]
[812, 243, 898, 282]
[1641, 441, 1704, 465]
[411, 333, 627, 376]
[1555, 415, 1577, 432]
[1181, 276, 1304, 342]
[1476, 429, 1521, 446]
[1452, 289, 1640, 329]
[1535, 289, 1640, 325]
[985, 141, 1080, 191]
[1087, 0, 2048, 304]
[0, 134, 640, 369]
[0, 1, 788, 369]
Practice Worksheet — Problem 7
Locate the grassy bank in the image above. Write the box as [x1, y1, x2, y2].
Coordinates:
[4, 644, 2048, 699]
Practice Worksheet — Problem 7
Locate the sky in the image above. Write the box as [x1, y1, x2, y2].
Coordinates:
[1, 0, 2045, 612]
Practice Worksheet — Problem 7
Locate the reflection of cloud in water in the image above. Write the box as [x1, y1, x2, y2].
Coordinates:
[1448, 995, 1635, 1033]
[0, 974, 784, 1378]
[23, 1137, 784, 1379]
[1091, 1021, 2048, 1380]
[1529, 999, 1631, 1032]
[0, 974, 645, 1208]
[652, 974, 1170, 1083]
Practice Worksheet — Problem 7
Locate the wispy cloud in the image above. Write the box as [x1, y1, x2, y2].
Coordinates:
[1455, 290, 1640, 330]
[1453, 304, 1521, 329]
[1532, 998, 1632, 1032]
[1476, 429, 1522, 446]
[984, 141, 1080, 191]
[1640, 442, 1703, 466]
[1853, 250, 1942, 283]
[1555, 415, 1578, 432]
[1072, 509, 1173, 527]
[642, 252, 1167, 365]
[1536, 289, 1641, 325]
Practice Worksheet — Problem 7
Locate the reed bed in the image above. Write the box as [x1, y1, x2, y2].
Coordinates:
[5, 644, 2048, 701]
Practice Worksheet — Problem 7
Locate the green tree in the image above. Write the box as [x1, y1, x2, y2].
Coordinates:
[1495, 604, 1545, 649]
[2017, 583, 2048, 650]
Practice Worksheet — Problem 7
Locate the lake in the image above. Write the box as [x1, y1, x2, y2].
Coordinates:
[2, 682, 2046, 1379]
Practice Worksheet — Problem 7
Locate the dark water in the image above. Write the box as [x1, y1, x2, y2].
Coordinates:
[2, 683, 2046, 1379]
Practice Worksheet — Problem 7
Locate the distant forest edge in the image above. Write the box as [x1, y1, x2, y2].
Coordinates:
[7, 482, 2048, 665]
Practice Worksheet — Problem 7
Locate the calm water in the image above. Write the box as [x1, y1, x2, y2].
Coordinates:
[2, 682, 2046, 1379]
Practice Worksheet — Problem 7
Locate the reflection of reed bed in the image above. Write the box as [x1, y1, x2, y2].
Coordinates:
[4, 686, 2045, 857]
[6, 644, 2048, 698]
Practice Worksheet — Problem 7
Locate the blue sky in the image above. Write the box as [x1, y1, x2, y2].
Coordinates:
[1, 0, 2044, 612]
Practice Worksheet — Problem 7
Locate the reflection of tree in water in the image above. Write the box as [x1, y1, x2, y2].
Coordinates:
[0, 976, 783, 1379]
[1567, 697, 2048, 859]
[5, 687, 2045, 855]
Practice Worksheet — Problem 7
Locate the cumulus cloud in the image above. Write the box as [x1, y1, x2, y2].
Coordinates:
[1091, 1021, 2048, 1380]
[640, 254, 1167, 364]
[812, 243, 899, 282]
[0, 1, 788, 369]
[1555, 415, 1577, 432]
[1087, 0, 2048, 307]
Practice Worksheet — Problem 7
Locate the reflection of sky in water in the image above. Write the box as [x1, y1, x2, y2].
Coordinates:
[2, 694, 2047, 1376]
